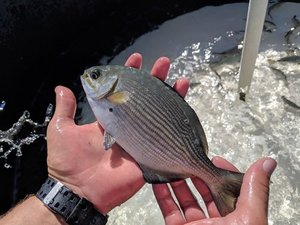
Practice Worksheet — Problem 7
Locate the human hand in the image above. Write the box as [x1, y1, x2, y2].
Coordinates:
[153, 157, 276, 225]
[46, 53, 189, 214]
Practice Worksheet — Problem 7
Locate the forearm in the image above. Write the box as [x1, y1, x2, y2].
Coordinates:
[0, 195, 66, 225]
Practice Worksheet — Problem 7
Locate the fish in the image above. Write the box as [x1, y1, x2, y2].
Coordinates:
[267, 2, 284, 19]
[268, 55, 300, 65]
[269, 67, 288, 86]
[282, 96, 300, 110]
[263, 20, 277, 33]
[81, 65, 244, 216]
[278, 55, 300, 63]
[284, 15, 300, 46]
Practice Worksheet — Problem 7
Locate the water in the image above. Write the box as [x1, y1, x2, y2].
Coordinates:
[0, 104, 53, 168]
[78, 2, 300, 225]
[0, 101, 5, 111]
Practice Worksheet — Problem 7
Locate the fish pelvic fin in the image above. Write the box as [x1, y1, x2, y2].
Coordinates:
[210, 170, 244, 217]
[104, 131, 116, 150]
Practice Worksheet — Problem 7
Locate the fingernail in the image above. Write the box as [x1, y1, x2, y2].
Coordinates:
[55, 86, 65, 98]
[263, 158, 277, 176]
[158, 56, 169, 62]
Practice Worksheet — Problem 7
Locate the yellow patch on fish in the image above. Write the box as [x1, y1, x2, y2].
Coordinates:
[107, 91, 130, 104]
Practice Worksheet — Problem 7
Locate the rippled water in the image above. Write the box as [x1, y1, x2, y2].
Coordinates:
[87, 2, 299, 225]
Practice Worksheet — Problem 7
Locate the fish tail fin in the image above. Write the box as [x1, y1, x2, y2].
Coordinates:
[210, 169, 244, 216]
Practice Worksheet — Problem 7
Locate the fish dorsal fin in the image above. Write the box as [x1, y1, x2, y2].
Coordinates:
[107, 91, 130, 104]
[138, 163, 187, 184]
[104, 131, 116, 150]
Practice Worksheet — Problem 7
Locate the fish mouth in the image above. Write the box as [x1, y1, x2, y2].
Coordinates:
[81, 73, 95, 89]
[81, 72, 119, 100]
[80, 73, 99, 100]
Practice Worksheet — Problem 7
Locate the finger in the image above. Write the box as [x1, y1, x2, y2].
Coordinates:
[212, 156, 239, 172]
[124, 53, 142, 69]
[191, 176, 220, 218]
[150, 57, 170, 81]
[191, 156, 240, 218]
[152, 184, 186, 225]
[52, 86, 76, 125]
[171, 180, 206, 221]
[173, 78, 189, 98]
[237, 157, 276, 220]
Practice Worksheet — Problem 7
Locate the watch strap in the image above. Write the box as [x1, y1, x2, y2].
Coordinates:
[36, 177, 108, 225]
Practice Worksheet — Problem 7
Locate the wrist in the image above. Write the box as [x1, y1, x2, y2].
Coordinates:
[31, 196, 67, 225]
[48, 174, 110, 214]
[0, 195, 65, 225]
[36, 177, 108, 225]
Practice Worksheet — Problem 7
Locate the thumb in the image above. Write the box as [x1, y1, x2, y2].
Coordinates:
[238, 157, 277, 218]
[52, 86, 77, 124]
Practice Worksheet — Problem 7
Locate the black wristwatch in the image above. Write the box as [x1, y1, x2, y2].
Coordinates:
[36, 177, 108, 225]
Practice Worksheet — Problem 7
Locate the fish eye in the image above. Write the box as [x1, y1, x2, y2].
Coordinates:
[90, 70, 101, 80]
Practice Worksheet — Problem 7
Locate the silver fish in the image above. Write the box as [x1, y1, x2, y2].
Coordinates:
[81, 65, 244, 216]
[264, 20, 277, 33]
[282, 96, 300, 110]
[285, 16, 300, 46]
[268, 56, 300, 65]
[267, 2, 284, 19]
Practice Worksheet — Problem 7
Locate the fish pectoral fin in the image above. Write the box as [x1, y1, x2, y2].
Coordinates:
[107, 91, 130, 104]
[138, 163, 186, 184]
[104, 131, 116, 150]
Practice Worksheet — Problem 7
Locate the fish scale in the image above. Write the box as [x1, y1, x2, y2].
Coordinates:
[81, 65, 244, 216]
[121, 81, 185, 149]
[116, 92, 190, 169]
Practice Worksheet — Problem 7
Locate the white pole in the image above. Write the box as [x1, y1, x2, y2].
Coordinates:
[238, 0, 269, 101]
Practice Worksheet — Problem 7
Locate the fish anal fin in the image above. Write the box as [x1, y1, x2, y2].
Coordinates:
[104, 131, 116, 150]
[138, 163, 187, 184]
[107, 91, 130, 104]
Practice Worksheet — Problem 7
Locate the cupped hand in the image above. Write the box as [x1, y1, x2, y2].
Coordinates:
[46, 53, 189, 214]
[153, 157, 276, 225]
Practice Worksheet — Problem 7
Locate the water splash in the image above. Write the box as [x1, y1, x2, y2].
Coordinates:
[0, 100, 6, 111]
[0, 104, 53, 168]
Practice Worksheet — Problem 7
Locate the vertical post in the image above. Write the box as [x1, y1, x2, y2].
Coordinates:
[238, 0, 269, 101]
